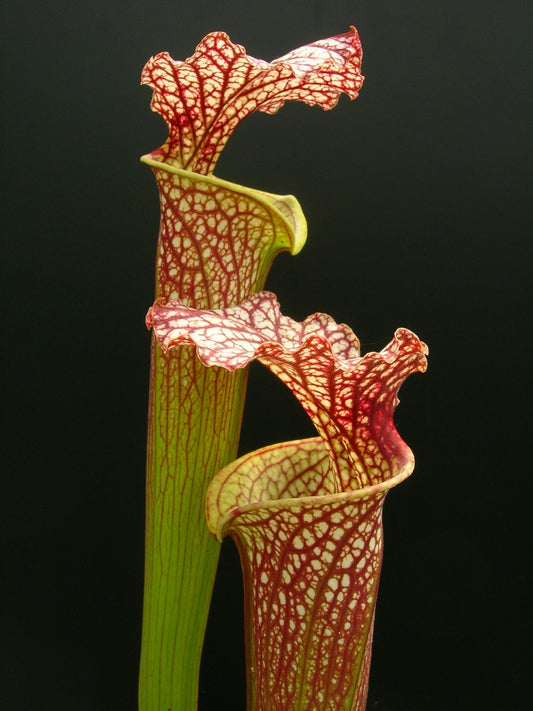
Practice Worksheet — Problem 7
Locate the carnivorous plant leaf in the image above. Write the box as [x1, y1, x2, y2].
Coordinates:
[139, 29, 364, 711]
[147, 291, 428, 489]
[141, 27, 363, 175]
[146, 291, 428, 709]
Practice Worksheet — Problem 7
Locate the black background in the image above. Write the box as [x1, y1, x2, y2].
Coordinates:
[3, 1, 531, 709]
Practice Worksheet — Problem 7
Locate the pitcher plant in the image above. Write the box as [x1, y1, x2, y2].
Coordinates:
[146, 291, 428, 709]
[139, 28, 364, 710]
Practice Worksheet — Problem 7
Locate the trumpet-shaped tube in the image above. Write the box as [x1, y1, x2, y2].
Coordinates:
[140, 29, 363, 710]
[207, 437, 413, 711]
[140, 174, 306, 710]
[147, 291, 428, 709]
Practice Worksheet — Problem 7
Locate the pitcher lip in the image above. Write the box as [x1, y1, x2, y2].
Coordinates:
[208, 435, 415, 540]
[140, 154, 307, 255]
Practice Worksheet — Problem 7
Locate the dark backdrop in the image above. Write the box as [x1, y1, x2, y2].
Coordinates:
[3, 1, 531, 709]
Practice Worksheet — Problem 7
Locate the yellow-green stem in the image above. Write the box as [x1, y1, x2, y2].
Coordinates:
[139, 341, 248, 710]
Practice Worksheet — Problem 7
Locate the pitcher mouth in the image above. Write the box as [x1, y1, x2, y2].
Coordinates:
[140, 154, 307, 256]
[207, 435, 415, 541]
